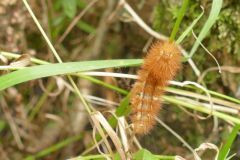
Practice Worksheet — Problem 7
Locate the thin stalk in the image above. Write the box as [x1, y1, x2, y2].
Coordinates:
[163, 96, 240, 124]
[28, 80, 55, 121]
[170, 0, 189, 41]
[22, 0, 62, 63]
[181, 84, 240, 104]
[0, 51, 49, 65]
[22, 0, 92, 114]
[77, 74, 128, 95]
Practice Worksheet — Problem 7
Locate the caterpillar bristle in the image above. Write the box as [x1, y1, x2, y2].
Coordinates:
[130, 40, 181, 135]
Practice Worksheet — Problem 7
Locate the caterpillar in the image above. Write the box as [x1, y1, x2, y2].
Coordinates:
[130, 40, 181, 135]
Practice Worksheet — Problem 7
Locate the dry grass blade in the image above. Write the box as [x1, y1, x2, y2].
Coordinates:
[192, 30, 221, 73]
[10, 54, 31, 67]
[195, 143, 219, 160]
[91, 114, 113, 157]
[198, 66, 240, 83]
[91, 111, 126, 160]
[118, 117, 129, 154]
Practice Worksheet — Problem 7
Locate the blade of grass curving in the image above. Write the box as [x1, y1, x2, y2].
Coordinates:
[93, 94, 130, 143]
[169, 0, 189, 41]
[188, 0, 222, 58]
[217, 124, 240, 160]
[0, 59, 142, 91]
[176, 7, 204, 44]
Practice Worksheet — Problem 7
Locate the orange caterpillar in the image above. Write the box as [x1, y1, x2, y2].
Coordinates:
[130, 40, 181, 135]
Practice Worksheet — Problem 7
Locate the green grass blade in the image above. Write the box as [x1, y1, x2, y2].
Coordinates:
[176, 8, 204, 44]
[70, 153, 175, 160]
[78, 74, 128, 95]
[218, 125, 240, 160]
[208, 90, 240, 105]
[188, 0, 222, 58]
[0, 119, 6, 134]
[77, 20, 96, 33]
[24, 134, 83, 160]
[133, 149, 175, 160]
[28, 80, 56, 121]
[0, 59, 142, 91]
[163, 96, 240, 125]
[108, 94, 130, 127]
[178, 84, 240, 104]
[170, 0, 189, 41]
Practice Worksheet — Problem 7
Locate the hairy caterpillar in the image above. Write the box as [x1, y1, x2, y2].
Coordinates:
[130, 40, 181, 135]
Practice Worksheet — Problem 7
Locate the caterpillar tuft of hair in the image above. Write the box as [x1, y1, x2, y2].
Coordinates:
[130, 40, 182, 135]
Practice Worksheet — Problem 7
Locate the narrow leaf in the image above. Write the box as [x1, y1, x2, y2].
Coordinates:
[0, 59, 142, 91]
[133, 149, 158, 160]
[218, 125, 240, 160]
[170, 0, 189, 41]
[188, 0, 223, 57]
[61, 0, 77, 18]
